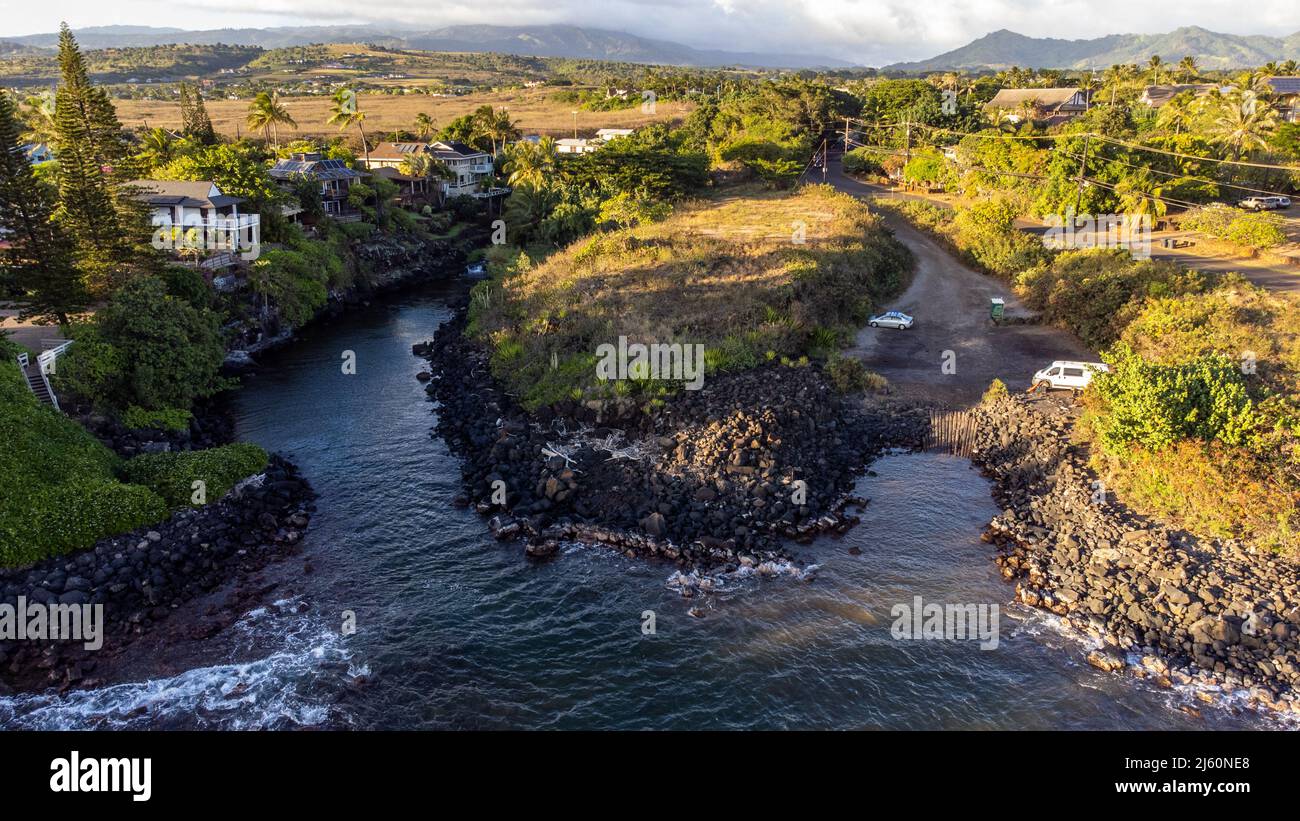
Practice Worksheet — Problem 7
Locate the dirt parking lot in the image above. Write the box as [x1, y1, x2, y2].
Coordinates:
[830, 162, 1095, 406]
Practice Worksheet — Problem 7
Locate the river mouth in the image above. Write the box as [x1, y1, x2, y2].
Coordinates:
[0, 285, 1273, 730]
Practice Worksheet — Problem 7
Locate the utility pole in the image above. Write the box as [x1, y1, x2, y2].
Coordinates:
[904, 118, 912, 164]
[1073, 133, 1092, 218]
[844, 116, 850, 152]
[822, 137, 828, 183]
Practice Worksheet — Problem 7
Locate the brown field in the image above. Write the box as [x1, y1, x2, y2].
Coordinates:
[113, 87, 694, 141]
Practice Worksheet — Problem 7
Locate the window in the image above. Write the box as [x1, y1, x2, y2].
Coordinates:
[1063, 367, 1084, 378]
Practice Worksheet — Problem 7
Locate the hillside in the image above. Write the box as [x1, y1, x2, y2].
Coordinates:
[4, 23, 852, 69]
[888, 26, 1300, 71]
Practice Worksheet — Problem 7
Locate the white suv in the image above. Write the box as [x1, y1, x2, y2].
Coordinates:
[1032, 361, 1110, 392]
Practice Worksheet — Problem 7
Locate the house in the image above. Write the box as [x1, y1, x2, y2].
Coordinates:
[1265, 77, 1300, 123]
[1139, 83, 1221, 108]
[269, 152, 367, 219]
[127, 179, 260, 267]
[555, 137, 594, 154]
[594, 128, 634, 141]
[986, 88, 1089, 123]
[367, 165, 433, 205]
[363, 140, 501, 199]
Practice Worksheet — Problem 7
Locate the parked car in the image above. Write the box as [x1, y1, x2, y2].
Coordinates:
[867, 311, 914, 329]
[1238, 196, 1292, 211]
[1032, 361, 1110, 392]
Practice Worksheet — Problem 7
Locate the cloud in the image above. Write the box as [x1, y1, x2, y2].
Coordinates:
[14, 0, 1300, 64]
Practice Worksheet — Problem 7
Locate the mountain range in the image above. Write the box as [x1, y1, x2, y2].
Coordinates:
[885, 27, 1300, 72]
[2, 24, 852, 69]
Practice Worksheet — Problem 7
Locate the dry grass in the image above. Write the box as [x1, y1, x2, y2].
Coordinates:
[470, 184, 912, 408]
[113, 87, 693, 141]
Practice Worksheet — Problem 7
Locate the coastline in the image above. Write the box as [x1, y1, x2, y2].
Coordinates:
[421, 303, 1300, 719]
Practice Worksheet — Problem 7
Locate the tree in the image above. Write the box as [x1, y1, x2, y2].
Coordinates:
[1213, 90, 1279, 159]
[1178, 56, 1200, 82]
[0, 90, 86, 324]
[326, 88, 369, 166]
[398, 151, 453, 204]
[178, 83, 216, 145]
[95, 274, 227, 410]
[413, 112, 436, 140]
[471, 106, 519, 155]
[501, 137, 556, 188]
[247, 91, 296, 147]
[50, 23, 141, 293]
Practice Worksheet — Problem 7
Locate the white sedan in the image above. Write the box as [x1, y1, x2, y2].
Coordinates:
[868, 311, 914, 329]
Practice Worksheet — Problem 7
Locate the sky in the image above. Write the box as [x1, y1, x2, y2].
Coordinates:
[2, 0, 1300, 64]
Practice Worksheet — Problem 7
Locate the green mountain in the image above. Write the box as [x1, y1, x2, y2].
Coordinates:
[887, 26, 1300, 71]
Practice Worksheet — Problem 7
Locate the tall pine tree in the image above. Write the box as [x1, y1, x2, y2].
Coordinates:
[0, 90, 86, 324]
[179, 83, 216, 145]
[51, 22, 150, 293]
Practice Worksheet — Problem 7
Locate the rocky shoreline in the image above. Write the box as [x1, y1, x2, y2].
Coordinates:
[0, 456, 315, 695]
[970, 395, 1300, 718]
[420, 304, 1300, 718]
[418, 305, 930, 573]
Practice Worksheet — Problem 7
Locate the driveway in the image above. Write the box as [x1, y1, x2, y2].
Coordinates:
[827, 161, 1096, 406]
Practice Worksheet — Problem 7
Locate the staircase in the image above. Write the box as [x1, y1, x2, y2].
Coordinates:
[22, 360, 56, 407]
[14, 340, 71, 411]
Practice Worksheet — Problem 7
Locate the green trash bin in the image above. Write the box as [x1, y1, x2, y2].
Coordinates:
[990, 297, 1005, 322]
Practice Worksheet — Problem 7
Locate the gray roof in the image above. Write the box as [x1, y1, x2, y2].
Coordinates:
[987, 88, 1085, 109]
[125, 179, 242, 209]
[1267, 77, 1300, 96]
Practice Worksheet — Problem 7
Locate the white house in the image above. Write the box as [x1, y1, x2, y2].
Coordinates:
[364, 140, 502, 198]
[127, 179, 260, 266]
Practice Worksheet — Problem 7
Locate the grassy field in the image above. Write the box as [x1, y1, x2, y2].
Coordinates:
[113, 87, 694, 140]
[469, 184, 912, 409]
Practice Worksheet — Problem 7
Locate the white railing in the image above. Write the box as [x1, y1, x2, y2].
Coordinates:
[151, 214, 261, 260]
[38, 339, 72, 411]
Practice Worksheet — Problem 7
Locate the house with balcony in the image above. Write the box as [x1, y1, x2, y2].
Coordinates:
[269, 152, 367, 219]
[127, 179, 260, 269]
[364, 140, 503, 200]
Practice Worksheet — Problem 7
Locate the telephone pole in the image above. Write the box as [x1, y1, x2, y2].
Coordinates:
[1073, 133, 1092, 217]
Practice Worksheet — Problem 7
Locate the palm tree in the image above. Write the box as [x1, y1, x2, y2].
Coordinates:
[1078, 71, 1099, 109]
[1213, 90, 1279, 159]
[1155, 91, 1196, 134]
[413, 112, 436, 140]
[502, 137, 557, 188]
[472, 107, 520, 155]
[139, 126, 177, 169]
[246, 91, 295, 147]
[398, 151, 454, 205]
[1178, 56, 1200, 82]
[327, 88, 370, 166]
[1147, 55, 1167, 84]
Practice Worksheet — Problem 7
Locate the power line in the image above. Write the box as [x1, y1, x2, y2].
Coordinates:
[1053, 147, 1296, 200]
[1088, 133, 1299, 172]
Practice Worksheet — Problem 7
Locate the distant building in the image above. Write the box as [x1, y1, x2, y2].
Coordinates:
[555, 137, 594, 154]
[1139, 83, 1221, 108]
[986, 88, 1089, 124]
[269, 152, 367, 218]
[594, 128, 634, 141]
[1265, 77, 1300, 123]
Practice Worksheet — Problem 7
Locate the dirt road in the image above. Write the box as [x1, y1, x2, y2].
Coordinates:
[827, 161, 1095, 406]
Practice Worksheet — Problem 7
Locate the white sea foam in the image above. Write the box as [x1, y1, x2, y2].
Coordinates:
[0, 600, 355, 730]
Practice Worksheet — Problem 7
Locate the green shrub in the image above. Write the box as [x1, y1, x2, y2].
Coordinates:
[122, 405, 193, 432]
[0, 480, 168, 567]
[339, 221, 376, 241]
[1182, 204, 1287, 249]
[1092, 344, 1260, 453]
[121, 443, 270, 510]
[825, 354, 869, 393]
[982, 378, 1008, 404]
[842, 147, 885, 177]
[0, 360, 169, 565]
